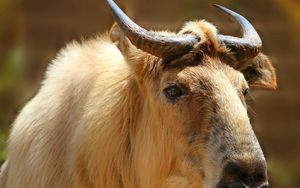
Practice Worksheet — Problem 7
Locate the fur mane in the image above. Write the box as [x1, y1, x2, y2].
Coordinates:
[58, 34, 173, 187]
[0, 19, 276, 188]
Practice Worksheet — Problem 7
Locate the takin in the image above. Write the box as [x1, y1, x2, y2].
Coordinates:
[0, 0, 277, 188]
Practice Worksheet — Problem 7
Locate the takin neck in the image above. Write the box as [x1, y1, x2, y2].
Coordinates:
[74, 66, 176, 188]
[72, 37, 203, 187]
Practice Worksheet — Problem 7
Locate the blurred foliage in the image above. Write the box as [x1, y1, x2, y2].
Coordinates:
[0, 45, 28, 162]
[274, 0, 300, 51]
[0, 131, 8, 162]
[0, 0, 23, 7]
[268, 159, 300, 187]
[0, 46, 26, 93]
[0, 0, 27, 163]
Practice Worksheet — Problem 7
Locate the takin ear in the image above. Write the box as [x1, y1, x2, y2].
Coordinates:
[240, 53, 277, 89]
[109, 23, 155, 77]
[109, 23, 140, 60]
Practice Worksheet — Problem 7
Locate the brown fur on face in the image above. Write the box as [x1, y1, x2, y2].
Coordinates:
[0, 20, 276, 188]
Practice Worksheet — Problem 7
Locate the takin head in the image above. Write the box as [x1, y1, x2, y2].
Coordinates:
[107, 1, 276, 188]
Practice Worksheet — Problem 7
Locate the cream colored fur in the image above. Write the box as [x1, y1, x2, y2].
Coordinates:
[0, 33, 190, 188]
[0, 20, 276, 188]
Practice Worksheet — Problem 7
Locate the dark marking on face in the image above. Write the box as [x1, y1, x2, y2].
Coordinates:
[162, 50, 204, 71]
[209, 120, 228, 140]
[188, 130, 198, 145]
[218, 144, 226, 154]
[218, 159, 268, 188]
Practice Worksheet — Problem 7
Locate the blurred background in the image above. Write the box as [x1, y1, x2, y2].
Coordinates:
[0, 0, 299, 187]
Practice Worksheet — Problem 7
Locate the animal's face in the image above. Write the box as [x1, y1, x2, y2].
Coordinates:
[149, 56, 267, 188]
[108, 1, 276, 187]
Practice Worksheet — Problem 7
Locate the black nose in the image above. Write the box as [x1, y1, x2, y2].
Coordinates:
[217, 160, 268, 188]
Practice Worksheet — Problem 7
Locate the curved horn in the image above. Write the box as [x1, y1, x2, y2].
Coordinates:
[107, 0, 199, 61]
[214, 5, 262, 60]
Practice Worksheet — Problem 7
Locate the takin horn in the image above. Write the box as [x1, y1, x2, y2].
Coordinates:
[214, 4, 262, 60]
[107, 0, 262, 61]
[107, 0, 200, 61]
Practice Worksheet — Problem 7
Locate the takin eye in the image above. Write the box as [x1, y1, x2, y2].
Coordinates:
[242, 88, 250, 96]
[163, 84, 185, 101]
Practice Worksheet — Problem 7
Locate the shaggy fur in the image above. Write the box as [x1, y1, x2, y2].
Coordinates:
[0, 20, 276, 188]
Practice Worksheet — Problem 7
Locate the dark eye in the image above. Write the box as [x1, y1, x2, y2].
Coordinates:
[242, 88, 250, 96]
[163, 85, 184, 101]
